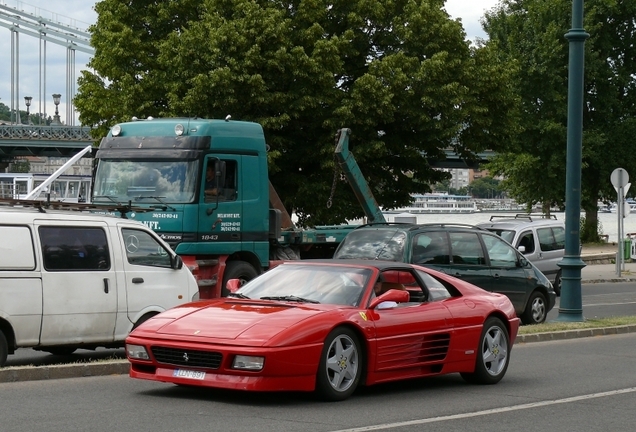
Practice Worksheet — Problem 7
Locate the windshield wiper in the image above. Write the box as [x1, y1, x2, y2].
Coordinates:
[94, 195, 120, 204]
[133, 196, 176, 211]
[227, 292, 250, 299]
[260, 295, 320, 304]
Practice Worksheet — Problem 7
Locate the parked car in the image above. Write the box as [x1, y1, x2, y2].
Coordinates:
[0, 204, 199, 367]
[476, 215, 565, 295]
[333, 223, 556, 324]
[126, 260, 520, 401]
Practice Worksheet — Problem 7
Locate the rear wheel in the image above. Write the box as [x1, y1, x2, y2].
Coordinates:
[222, 261, 259, 296]
[0, 331, 8, 367]
[553, 270, 562, 296]
[521, 291, 548, 324]
[315, 327, 362, 401]
[461, 317, 510, 384]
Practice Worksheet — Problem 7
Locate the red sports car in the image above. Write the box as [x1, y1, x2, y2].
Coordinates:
[126, 260, 520, 401]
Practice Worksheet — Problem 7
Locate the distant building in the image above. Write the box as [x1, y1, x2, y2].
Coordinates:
[6, 156, 93, 176]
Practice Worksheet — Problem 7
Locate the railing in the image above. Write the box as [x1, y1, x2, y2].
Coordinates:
[0, 125, 92, 141]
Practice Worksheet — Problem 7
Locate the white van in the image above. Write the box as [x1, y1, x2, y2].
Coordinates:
[0, 205, 199, 367]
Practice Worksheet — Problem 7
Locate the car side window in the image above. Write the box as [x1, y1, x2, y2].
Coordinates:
[482, 234, 518, 268]
[204, 159, 238, 202]
[449, 232, 486, 266]
[517, 231, 535, 254]
[415, 270, 452, 301]
[39, 226, 110, 271]
[537, 227, 557, 251]
[411, 232, 450, 265]
[122, 228, 171, 268]
[552, 226, 565, 250]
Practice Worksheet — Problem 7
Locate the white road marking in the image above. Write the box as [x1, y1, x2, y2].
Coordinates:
[330, 387, 636, 431]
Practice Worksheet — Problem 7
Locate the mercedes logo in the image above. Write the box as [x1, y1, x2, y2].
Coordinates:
[183, 352, 189, 362]
[125, 235, 139, 253]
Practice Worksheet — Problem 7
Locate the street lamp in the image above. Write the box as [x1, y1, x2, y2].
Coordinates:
[556, 0, 589, 322]
[24, 96, 32, 125]
[51, 94, 62, 125]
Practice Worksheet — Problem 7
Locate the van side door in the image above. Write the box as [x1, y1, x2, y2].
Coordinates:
[37, 222, 117, 345]
[116, 225, 194, 338]
[536, 226, 565, 281]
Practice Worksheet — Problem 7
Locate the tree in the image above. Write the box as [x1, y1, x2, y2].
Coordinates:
[482, 0, 636, 241]
[469, 176, 501, 199]
[76, 0, 519, 226]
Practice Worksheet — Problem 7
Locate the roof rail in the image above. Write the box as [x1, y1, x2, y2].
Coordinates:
[416, 222, 487, 230]
[488, 213, 558, 222]
[0, 198, 152, 218]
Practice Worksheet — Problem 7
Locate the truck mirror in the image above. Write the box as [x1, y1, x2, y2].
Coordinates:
[215, 160, 226, 189]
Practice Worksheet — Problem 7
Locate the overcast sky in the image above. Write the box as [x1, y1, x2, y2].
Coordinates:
[0, 0, 499, 124]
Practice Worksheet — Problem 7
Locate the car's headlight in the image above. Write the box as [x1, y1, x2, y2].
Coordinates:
[232, 355, 264, 371]
[126, 344, 150, 360]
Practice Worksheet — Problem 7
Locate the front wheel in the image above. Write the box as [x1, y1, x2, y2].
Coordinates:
[461, 317, 510, 384]
[222, 261, 259, 296]
[315, 327, 363, 401]
[521, 291, 548, 325]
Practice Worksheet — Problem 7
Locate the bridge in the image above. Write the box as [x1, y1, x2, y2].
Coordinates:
[0, 2, 492, 168]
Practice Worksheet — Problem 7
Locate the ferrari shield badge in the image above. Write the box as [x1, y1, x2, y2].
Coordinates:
[359, 312, 368, 321]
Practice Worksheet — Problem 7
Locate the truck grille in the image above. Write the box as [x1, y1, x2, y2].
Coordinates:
[151, 346, 222, 369]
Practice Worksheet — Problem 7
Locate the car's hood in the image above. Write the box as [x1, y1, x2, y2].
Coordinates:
[153, 300, 327, 342]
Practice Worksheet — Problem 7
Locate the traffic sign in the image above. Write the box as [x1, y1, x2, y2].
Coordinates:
[611, 168, 629, 188]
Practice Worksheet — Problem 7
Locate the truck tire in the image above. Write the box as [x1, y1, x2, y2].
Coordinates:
[222, 261, 259, 296]
[0, 330, 8, 367]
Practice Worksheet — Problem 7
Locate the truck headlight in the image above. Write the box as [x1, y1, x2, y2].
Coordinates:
[232, 355, 264, 371]
[126, 344, 150, 360]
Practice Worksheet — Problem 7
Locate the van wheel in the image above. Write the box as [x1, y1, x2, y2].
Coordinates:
[553, 270, 562, 296]
[222, 261, 259, 297]
[44, 347, 77, 356]
[521, 291, 548, 325]
[0, 331, 8, 367]
[132, 313, 157, 331]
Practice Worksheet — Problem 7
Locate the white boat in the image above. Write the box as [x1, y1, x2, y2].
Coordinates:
[0, 173, 92, 203]
[384, 193, 478, 214]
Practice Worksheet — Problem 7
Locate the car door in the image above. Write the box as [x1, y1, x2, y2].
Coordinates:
[117, 225, 192, 333]
[446, 231, 493, 289]
[37, 222, 118, 345]
[370, 270, 453, 373]
[536, 226, 565, 282]
[480, 233, 534, 311]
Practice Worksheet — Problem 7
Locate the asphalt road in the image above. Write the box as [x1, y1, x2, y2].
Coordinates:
[6, 281, 636, 369]
[1, 333, 636, 432]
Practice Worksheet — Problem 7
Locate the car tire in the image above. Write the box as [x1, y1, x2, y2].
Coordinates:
[461, 317, 510, 385]
[44, 347, 77, 356]
[132, 313, 157, 331]
[521, 291, 548, 324]
[0, 330, 8, 367]
[222, 261, 259, 297]
[315, 327, 362, 401]
[553, 270, 562, 296]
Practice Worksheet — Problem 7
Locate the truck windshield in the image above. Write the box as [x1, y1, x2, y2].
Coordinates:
[93, 160, 199, 204]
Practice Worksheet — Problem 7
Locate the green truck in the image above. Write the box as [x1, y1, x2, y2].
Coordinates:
[91, 118, 384, 298]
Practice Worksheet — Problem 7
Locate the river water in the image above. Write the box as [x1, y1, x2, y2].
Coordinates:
[375, 211, 636, 244]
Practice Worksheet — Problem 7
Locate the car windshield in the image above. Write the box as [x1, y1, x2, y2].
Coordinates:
[333, 228, 407, 261]
[237, 264, 372, 307]
[483, 228, 515, 244]
[93, 160, 199, 204]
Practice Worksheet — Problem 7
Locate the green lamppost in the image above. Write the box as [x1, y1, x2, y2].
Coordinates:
[556, 0, 589, 322]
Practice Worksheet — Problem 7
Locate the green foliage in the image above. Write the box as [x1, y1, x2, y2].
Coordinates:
[0, 103, 10, 122]
[9, 159, 30, 173]
[469, 176, 502, 198]
[77, 0, 519, 225]
[483, 0, 636, 242]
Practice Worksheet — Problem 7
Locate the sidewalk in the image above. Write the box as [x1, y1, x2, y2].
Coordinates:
[580, 243, 636, 283]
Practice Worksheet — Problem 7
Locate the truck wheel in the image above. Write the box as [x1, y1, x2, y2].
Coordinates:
[222, 261, 259, 296]
[0, 331, 8, 367]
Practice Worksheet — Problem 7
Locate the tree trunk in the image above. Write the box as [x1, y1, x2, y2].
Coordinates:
[581, 206, 600, 243]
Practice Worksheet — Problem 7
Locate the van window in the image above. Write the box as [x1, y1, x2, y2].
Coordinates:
[450, 232, 486, 266]
[537, 227, 563, 252]
[482, 234, 517, 268]
[39, 226, 110, 271]
[0, 226, 36, 270]
[412, 232, 450, 265]
[122, 228, 172, 268]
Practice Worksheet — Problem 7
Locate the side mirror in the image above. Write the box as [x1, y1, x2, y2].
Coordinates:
[226, 278, 241, 293]
[518, 245, 526, 254]
[171, 255, 183, 270]
[369, 289, 410, 309]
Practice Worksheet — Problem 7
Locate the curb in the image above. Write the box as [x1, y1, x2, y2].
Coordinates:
[0, 360, 129, 383]
[517, 324, 636, 344]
